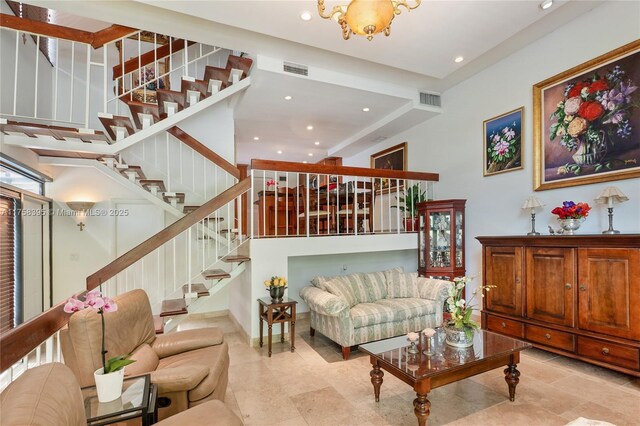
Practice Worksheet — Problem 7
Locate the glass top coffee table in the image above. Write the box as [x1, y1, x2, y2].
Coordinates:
[359, 328, 531, 426]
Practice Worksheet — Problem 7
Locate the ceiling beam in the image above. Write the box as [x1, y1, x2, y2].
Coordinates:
[90, 24, 137, 48]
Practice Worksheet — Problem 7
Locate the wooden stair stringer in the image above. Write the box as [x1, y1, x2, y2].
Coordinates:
[1, 77, 251, 156]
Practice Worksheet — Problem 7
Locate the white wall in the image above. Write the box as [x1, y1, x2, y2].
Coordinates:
[345, 1, 640, 296]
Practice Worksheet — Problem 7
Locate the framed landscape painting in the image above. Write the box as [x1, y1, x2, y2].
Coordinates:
[533, 40, 640, 191]
[483, 107, 524, 176]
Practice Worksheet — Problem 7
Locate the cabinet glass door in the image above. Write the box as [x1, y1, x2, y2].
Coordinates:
[455, 210, 463, 268]
[418, 213, 426, 268]
[429, 212, 451, 268]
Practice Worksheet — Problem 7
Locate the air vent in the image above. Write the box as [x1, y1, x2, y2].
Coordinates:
[420, 92, 441, 107]
[283, 61, 309, 76]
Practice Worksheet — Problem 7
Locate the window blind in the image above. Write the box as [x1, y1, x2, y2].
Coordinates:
[0, 195, 16, 334]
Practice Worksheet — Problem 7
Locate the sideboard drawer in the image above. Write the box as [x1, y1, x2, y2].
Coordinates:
[526, 324, 575, 352]
[486, 315, 524, 339]
[577, 337, 640, 371]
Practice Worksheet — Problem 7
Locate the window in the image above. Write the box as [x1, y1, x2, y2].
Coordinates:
[0, 193, 18, 334]
[0, 164, 43, 195]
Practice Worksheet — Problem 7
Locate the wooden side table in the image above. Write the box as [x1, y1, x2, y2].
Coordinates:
[258, 297, 297, 357]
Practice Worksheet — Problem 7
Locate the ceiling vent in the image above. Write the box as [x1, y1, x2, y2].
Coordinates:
[283, 61, 309, 77]
[420, 92, 441, 107]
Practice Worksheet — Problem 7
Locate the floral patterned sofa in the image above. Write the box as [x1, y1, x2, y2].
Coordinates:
[299, 268, 450, 359]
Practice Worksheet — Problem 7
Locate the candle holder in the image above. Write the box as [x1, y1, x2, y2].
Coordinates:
[407, 338, 419, 355]
[423, 336, 435, 356]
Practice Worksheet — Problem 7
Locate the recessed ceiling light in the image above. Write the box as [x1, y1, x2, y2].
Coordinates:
[308, 153, 313, 157]
[306, 125, 313, 130]
[277, 150, 283, 154]
[540, 0, 553, 10]
[253, 136, 259, 141]
[454, 56, 464, 63]
[362, 107, 370, 112]
[300, 11, 312, 21]
[303, 161, 308, 164]
[314, 141, 320, 145]
[284, 95, 292, 100]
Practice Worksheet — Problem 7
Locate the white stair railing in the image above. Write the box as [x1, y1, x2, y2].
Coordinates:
[0, 25, 228, 131]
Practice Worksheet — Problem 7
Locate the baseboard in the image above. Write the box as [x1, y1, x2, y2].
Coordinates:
[228, 310, 251, 346]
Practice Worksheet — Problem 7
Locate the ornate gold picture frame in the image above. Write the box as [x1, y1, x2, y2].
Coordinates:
[533, 40, 640, 191]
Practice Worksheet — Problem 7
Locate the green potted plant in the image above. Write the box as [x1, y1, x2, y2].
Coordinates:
[445, 276, 496, 347]
[392, 183, 427, 231]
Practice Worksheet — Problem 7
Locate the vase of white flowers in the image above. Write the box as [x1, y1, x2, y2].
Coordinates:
[444, 276, 496, 348]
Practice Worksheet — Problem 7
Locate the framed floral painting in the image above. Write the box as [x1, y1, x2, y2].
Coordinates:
[533, 40, 640, 191]
[483, 107, 524, 176]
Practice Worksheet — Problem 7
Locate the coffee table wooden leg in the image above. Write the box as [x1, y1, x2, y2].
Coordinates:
[504, 363, 521, 401]
[370, 362, 384, 402]
[413, 393, 431, 426]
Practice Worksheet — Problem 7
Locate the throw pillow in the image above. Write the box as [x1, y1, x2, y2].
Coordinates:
[323, 277, 360, 307]
[363, 271, 390, 301]
[385, 269, 420, 298]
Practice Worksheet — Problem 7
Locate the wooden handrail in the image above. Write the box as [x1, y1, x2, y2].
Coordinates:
[0, 15, 136, 49]
[251, 159, 439, 182]
[0, 299, 74, 372]
[0, 13, 93, 44]
[90, 25, 137, 49]
[167, 126, 240, 179]
[86, 178, 251, 291]
[113, 39, 195, 80]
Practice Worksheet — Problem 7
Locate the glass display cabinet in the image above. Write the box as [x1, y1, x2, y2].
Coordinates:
[417, 199, 466, 281]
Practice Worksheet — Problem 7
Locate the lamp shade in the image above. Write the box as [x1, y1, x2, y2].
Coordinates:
[345, 0, 395, 38]
[594, 186, 629, 205]
[521, 196, 544, 210]
[66, 201, 95, 212]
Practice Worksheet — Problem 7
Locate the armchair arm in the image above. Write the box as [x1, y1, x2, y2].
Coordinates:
[152, 327, 224, 359]
[149, 365, 209, 394]
[300, 286, 349, 317]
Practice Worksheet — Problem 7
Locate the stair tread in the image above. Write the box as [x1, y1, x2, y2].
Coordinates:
[202, 269, 231, 279]
[163, 192, 186, 203]
[126, 100, 161, 129]
[153, 315, 165, 334]
[182, 205, 200, 214]
[139, 179, 167, 192]
[98, 115, 136, 142]
[182, 283, 210, 297]
[203, 66, 230, 90]
[2, 120, 111, 144]
[120, 165, 147, 180]
[160, 298, 188, 317]
[222, 255, 251, 263]
[156, 89, 186, 118]
[226, 55, 253, 79]
[181, 78, 209, 98]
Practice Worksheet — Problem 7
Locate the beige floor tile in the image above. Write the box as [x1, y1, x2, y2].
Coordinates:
[561, 401, 638, 426]
[271, 416, 309, 426]
[545, 355, 636, 385]
[228, 360, 279, 392]
[233, 388, 302, 426]
[290, 386, 359, 426]
[448, 402, 567, 426]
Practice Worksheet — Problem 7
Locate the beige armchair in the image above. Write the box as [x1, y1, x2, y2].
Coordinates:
[60, 289, 229, 420]
[0, 363, 242, 426]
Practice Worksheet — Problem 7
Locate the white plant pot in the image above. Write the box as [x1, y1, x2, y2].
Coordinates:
[94, 367, 124, 403]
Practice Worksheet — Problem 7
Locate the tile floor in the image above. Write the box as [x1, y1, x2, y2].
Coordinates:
[178, 315, 639, 426]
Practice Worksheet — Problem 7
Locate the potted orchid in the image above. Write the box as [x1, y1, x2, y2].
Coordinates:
[264, 276, 287, 302]
[265, 179, 278, 192]
[445, 276, 496, 347]
[64, 290, 135, 402]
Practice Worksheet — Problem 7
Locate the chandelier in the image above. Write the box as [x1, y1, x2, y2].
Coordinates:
[317, 0, 421, 41]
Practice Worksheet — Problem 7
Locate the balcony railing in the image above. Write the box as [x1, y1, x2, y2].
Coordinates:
[249, 159, 439, 238]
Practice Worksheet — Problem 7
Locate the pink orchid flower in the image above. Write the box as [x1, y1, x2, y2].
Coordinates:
[102, 297, 118, 313]
[86, 296, 105, 310]
[63, 297, 85, 313]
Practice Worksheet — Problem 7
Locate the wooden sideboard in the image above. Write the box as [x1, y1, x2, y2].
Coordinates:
[477, 235, 640, 376]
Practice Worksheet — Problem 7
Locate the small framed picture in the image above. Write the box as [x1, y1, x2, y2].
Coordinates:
[483, 107, 524, 176]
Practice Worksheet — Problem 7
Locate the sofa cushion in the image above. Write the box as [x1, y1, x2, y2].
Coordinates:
[323, 273, 373, 306]
[311, 275, 330, 291]
[376, 298, 437, 321]
[363, 270, 392, 301]
[350, 303, 396, 328]
[385, 269, 420, 298]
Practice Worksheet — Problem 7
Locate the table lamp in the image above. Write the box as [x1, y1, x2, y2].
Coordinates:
[521, 196, 544, 235]
[594, 186, 628, 234]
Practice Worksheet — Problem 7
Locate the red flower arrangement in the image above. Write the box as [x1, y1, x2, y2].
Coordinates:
[551, 201, 592, 219]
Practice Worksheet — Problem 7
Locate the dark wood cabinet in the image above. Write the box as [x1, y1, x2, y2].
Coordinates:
[578, 248, 640, 341]
[478, 235, 640, 377]
[485, 246, 522, 316]
[525, 247, 575, 327]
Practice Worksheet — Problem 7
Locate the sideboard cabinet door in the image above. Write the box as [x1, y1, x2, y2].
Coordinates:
[578, 248, 640, 340]
[526, 247, 576, 327]
[484, 246, 523, 316]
